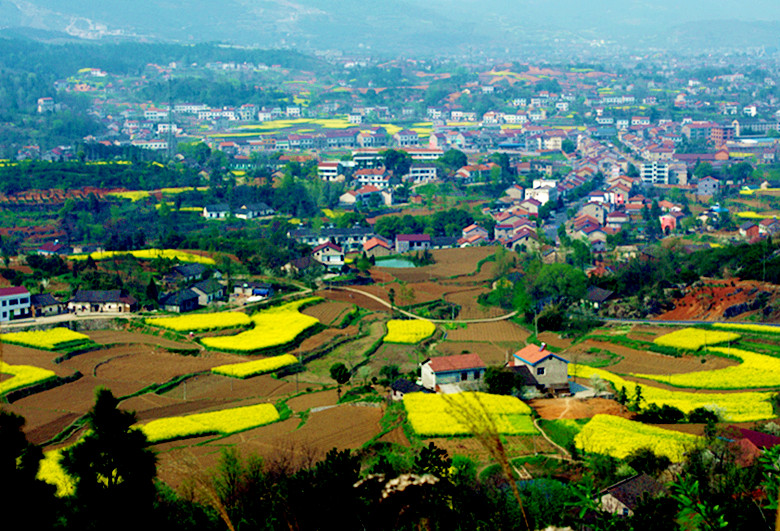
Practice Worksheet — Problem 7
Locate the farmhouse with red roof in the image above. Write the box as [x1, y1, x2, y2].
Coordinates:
[420, 353, 486, 392]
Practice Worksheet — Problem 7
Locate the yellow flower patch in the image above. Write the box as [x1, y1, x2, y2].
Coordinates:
[139, 403, 280, 443]
[571, 364, 773, 422]
[575, 415, 699, 462]
[201, 298, 321, 353]
[653, 328, 740, 351]
[70, 249, 216, 264]
[212, 354, 298, 378]
[403, 392, 535, 437]
[712, 323, 780, 334]
[1, 327, 91, 350]
[384, 320, 436, 344]
[37, 449, 76, 497]
[146, 312, 251, 332]
[0, 361, 57, 395]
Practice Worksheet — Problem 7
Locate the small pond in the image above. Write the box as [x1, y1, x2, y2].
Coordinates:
[375, 258, 416, 268]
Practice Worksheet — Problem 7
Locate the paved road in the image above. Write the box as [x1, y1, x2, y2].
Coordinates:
[332, 286, 518, 324]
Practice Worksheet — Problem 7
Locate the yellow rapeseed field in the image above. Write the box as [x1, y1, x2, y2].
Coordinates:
[653, 327, 740, 351]
[212, 354, 298, 378]
[712, 323, 780, 334]
[70, 249, 216, 265]
[575, 414, 699, 462]
[146, 312, 251, 332]
[403, 392, 536, 437]
[1, 327, 91, 350]
[139, 403, 280, 443]
[384, 320, 436, 344]
[201, 298, 321, 352]
[632, 346, 780, 389]
[0, 361, 57, 395]
[571, 364, 774, 422]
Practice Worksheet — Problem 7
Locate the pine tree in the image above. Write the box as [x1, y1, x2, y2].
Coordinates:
[61, 387, 157, 529]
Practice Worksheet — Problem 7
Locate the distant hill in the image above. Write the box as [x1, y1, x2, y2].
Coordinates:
[2, 0, 780, 54]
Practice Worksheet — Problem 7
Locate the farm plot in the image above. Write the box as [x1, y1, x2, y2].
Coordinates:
[537, 332, 574, 351]
[161, 373, 300, 402]
[385, 319, 435, 343]
[444, 287, 506, 319]
[568, 339, 737, 375]
[301, 301, 354, 326]
[575, 414, 699, 462]
[300, 320, 387, 385]
[366, 342, 422, 375]
[146, 311, 251, 332]
[404, 392, 536, 437]
[155, 404, 384, 489]
[1, 327, 93, 351]
[87, 330, 193, 350]
[444, 321, 529, 343]
[424, 247, 499, 279]
[435, 341, 513, 366]
[94, 348, 247, 383]
[431, 435, 557, 463]
[530, 398, 631, 420]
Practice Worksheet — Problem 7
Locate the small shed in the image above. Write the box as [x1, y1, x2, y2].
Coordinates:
[390, 379, 431, 401]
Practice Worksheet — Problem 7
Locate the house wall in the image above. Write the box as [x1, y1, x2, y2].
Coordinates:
[517, 357, 568, 388]
[421, 363, 436, 390]
[600, 494, 632, 517]
[0, 293, 31, 321]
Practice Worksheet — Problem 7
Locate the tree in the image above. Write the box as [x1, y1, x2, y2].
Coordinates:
[561, 139, 576, 154]
[61, 387, 157, 529]
[529, 263, 588, 308]
[381, 149, 412, 177]
[145, 277, 159, 306]
[0, 410, 59, 529]
[484, 367, 517, 395]
[329, 363, 351, 385]
[437, 149, 468, 174]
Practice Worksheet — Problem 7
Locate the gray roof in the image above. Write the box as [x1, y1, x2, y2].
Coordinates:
[71, 290, 122, 303]
[159, 289, 200, 306]
[172, 263, 208, 278]
[191, 278, 224, 295]
[31, 293, 61, 306]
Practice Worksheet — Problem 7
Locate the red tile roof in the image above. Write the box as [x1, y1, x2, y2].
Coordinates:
[428, 353, 485, 373]
[513, 344, 567, 366]
[0, 286, 29, 297]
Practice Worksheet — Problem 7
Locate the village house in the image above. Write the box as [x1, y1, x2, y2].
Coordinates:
[420, 353, 486, 392]
[233, 281, 274, 298]
[390, 379, 431, 401]
[697, 176, 720, 196]
[510, 344, 569, 394]
[30, 293, 64, 317]
[68, 290, 137, 313]
[396, 234, 432, 253]
[363, 236, 394, 258]
[158, 289, 200, 313]
[0, 286, 31, 321]
[190, 279, 226, 306]
[235, 203, 274, 219]
[202, 204, 230, 219]
[312, 242, 345, 269]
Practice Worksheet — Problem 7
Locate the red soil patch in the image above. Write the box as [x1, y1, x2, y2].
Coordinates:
[530, 397, 631, 420]
[657, 279, 780, 321]
[293, 326, 358, 355]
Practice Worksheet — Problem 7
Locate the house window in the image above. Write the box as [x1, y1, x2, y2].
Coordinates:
[2, 311, 6, 319]
[536, 367, 546, 376]
[1, 300, 5, 306]
[461, 371, 468, 381]
[622, 508, 629, 516]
